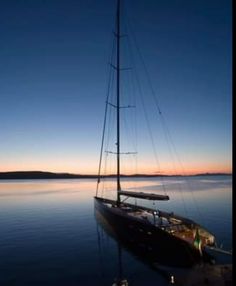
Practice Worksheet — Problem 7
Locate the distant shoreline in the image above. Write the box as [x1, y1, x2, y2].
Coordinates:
[0, 171, 232, 180]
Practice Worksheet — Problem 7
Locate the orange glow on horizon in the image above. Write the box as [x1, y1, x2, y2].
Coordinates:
[0, 161, 232, 176]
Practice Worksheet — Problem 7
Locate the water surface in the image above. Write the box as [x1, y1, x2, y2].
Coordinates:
[0, 176, 232, 285]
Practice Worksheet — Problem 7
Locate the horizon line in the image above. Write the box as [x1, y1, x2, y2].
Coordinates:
[0, 170, 232, 178]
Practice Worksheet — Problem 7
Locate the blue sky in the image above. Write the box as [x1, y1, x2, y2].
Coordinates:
[0, 0, 232, 174]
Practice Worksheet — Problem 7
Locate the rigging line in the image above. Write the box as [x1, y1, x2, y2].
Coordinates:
[105, 37, 117, 161]
[156, 113, 204, 220]
[102, 152, 109, 197]
[103, 43, 116, 181]
[103, 76, 115, 196]
[96, 97, 109, 193]
[159, 116, 204, 219]
[133, 36, 188, 214]
[122, 33, 138, 155]
[121, 44, 138, 182]
[122, 72, 137, 189]
[105, 70, 116, 153]
[125, 14, 193, 217]
[126, 16, 201, 214]
[121, 107, 138, 180]
[158, 118, 189, 215]
[133, 68, 167, 196]
[148, 108, 189, 214]
[125, 6, 166, 193]
[125, 13, 162, 113]
[121, 108, 137, 154]
[96, 37, 116, 196]
[124, 22, 167, 196]
[129, 52, 139, 183]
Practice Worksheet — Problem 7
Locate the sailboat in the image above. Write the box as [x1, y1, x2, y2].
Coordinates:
[94, 0, 216, 267]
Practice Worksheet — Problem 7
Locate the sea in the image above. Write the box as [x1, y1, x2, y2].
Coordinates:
[0, 175, 232, 286]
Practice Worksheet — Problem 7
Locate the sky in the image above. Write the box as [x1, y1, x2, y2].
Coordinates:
[0, 0, 232, 175]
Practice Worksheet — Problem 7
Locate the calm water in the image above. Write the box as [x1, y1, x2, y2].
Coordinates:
[0, 176, 232, 285]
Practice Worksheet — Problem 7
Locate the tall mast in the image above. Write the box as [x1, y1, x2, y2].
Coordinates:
[116, 0, 121, 200]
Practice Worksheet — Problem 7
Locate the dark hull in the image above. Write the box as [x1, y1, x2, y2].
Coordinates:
[94, 197, 209, 267]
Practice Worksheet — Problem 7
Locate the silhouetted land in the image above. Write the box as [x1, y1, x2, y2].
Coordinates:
[0, 171, 231, 180]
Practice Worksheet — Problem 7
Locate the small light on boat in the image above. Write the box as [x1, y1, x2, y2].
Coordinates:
[153, 211, 157, 215]
[170, 275, 175, 284]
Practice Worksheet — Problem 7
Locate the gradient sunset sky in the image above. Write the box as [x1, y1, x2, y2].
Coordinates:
[0, 0, 232, 175]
